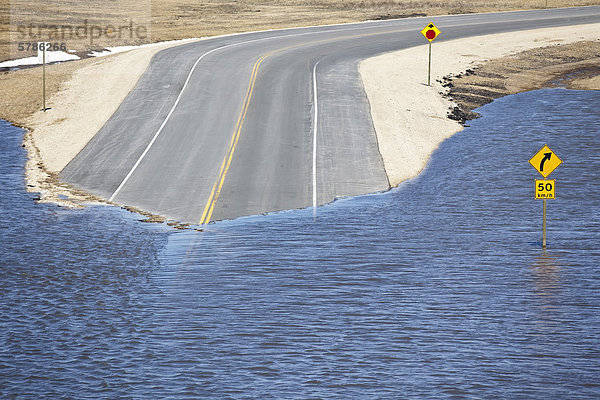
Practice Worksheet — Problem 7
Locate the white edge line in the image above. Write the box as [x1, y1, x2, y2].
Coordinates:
[100, 8, 592, 202]
[108, 49, 215, 201]
[108, 23, 408, 203]
[312, 60, 321, 219]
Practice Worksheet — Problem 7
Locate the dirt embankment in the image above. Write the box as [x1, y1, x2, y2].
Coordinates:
[2, 1, 600, 125]
[2, 3, 599, 221]
[360, 24, 600, 188]
[18, 39, 196, 211]
[444, 41, 600, 123]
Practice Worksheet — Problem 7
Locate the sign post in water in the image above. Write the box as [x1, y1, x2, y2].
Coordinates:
[529, 145, 562, 248]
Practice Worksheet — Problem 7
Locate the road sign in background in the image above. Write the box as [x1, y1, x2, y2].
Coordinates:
[535, 179, 555, 199]
[421, 23, 441, 42]
[529, 144, 562, 178]
[421, 22, 441, 87]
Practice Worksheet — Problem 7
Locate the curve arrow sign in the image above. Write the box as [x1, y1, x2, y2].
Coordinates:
[529, 145, 562, 178]
[540, 152, 552, 172]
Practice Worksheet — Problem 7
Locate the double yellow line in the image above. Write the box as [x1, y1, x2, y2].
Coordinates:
[198, 51, 275, 224]
[198, 29, 400, 225]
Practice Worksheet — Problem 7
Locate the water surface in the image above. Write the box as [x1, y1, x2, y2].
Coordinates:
[1, 88, 599, 398]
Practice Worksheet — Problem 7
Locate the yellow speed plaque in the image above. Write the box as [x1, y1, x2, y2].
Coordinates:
[535, 179, 555, 199]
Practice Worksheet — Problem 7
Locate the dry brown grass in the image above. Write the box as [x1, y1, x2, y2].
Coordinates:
[0, 56, 107, 124]
[445, 40, 600, 122]
[3, 0, 600, 62]
[146, 0, 600, 44]
[1, 0, 598, 125]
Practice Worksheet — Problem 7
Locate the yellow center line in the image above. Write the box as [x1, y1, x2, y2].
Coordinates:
[199, 51, 273, 224]
[198, 29, 402, 225]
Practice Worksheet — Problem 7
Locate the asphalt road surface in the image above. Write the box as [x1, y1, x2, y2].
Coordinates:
[61, 7, 600, 224]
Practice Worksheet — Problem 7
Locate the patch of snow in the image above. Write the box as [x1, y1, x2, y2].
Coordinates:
[0, 51, 80, 68]
[0, 38, 198, 69]
[88, 38, 199, 57]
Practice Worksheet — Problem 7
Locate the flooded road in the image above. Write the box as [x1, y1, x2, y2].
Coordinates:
[1, 88, 599, 398]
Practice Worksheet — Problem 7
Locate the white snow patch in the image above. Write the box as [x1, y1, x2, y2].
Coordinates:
[0, 51, 80, 68]
[88, 38, 199, 57]
[0, 38, 199, 69]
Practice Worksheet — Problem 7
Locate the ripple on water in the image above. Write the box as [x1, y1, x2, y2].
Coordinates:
[1, 89, 600, 398]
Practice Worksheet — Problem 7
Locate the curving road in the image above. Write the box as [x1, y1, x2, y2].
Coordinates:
[61, 7, 600, 223]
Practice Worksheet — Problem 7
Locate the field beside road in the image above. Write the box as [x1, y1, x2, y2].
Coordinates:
[444, 40, 600, 122]
[3, 0, 600, 62]
[361, 25, 600, 188]
[1, 0, 599, 125]
[1, 2, 599, 220]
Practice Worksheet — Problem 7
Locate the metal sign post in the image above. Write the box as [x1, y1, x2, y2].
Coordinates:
[535, 179, 555, 248]
[529, 145, 562, 248]
[38, 42, 48, 111]
[42, 43, 46, 112]
[420, 23, 441, 87]
[542, 197, 547, 247]
[428, 42, 432, 87]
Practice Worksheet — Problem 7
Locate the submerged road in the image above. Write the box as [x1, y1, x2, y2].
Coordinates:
[61, 7, 600, 223]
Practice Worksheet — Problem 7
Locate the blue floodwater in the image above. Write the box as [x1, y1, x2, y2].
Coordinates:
[1, 88, 599, 398]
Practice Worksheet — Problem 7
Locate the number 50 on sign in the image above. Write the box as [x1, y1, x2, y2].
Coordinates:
[535, 180, 555, 199]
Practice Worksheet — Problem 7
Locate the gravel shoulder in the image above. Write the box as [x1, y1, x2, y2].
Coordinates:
[360, 24, 600, 187]
[19, 40, 198, 207]
[5, 19, 600, 211]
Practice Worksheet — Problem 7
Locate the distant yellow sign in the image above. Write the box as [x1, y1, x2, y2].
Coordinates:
[421, 22, 441, 42]
[529, 145, 562, 178]
[535, 179, 555, 199]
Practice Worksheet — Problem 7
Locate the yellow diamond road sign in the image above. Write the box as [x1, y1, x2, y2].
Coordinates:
[421, 22, 441, 42]
[529, 144, 562, 178]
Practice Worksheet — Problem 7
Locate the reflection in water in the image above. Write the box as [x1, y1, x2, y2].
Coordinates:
[1, 89, 600, 398]
[529, 251, 563, 332]
[531, 251, 561, 297]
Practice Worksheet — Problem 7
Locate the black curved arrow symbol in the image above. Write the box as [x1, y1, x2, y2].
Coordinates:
[540, 152, 552, 171]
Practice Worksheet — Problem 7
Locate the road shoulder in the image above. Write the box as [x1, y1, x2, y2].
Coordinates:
[360, 23, 600, 187]
[20, 40, 198, 207]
